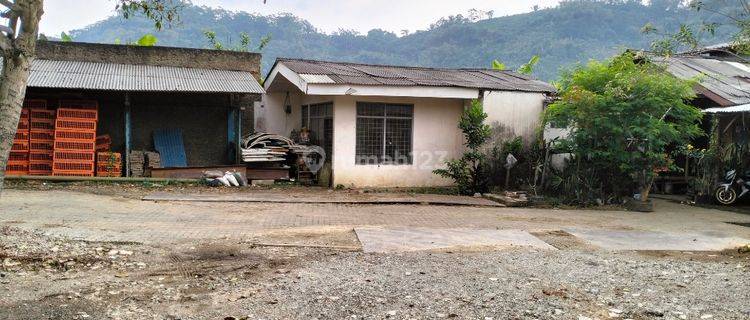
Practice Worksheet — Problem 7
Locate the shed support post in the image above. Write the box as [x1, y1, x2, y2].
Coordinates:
[236, 105, 242, 164]
[124, 93, 132, 177]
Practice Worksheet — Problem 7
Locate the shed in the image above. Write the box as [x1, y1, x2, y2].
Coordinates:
[18, 41, 263, 177]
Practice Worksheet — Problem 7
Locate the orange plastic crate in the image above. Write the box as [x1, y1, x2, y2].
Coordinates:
[97, 152, 122, 163]
[29, 161, 52, 176]
[57, 108, 98, 121]
[17, 119, 29, 131]
[29, 151, 53, 162]
[14, 131, 29, 141]
[53, 150, 95, 162]
[54, 140, 95, 151]
[29, 141, 54, 151]
[6, 162, 29, 175]
[55, 130, 96, 141]
[55, 119, 96, 132]
[23, 99, 47, 109]
[52, 171, 94, 177]
[30, 121, 54, 131]
[96, 144, 111, 152]
[9, 151, 28, 162]
[30, 109, 55, 121]
[53, 161, 95, 172]
[96, 135, 111, 145]
[11, 140, 28, 151]
[29, 131, 54, 142]
[59, 100, 98, 110]
[96, 171, 122, 177]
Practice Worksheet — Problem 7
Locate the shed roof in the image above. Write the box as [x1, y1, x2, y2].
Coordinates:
[654, 55, 750, 106]
[27, 59, 264, 94]
[273, 58, 556, 93]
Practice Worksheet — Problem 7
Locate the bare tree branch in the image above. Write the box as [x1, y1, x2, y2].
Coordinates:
[0, 0, 19, 12]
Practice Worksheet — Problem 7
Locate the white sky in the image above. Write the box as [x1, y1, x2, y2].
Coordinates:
[40, 0, 562, 36]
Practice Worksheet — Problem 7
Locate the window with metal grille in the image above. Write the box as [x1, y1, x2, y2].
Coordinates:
[356, 102, 413, 165]
[301, 102, 333, 160]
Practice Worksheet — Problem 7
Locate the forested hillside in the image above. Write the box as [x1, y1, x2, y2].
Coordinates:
[66, 0, 736, 80]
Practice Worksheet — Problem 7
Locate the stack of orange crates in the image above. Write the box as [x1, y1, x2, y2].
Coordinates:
[95, 135, 111, 152]
[52, 100, 98, 177]
[96, 152, 122, 177]
[28, 100, 55, 176]
[7, 106, 31, 176]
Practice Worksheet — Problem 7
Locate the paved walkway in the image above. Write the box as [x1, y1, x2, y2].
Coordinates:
[2, 189, 750, 246]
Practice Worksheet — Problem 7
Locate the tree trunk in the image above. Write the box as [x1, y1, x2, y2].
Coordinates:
[0, 52, 33, 194]
[640, 174, 656, 202]
[0, 0, 44, 196]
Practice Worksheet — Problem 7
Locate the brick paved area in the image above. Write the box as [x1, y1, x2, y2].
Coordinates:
[2, 189, 750, 245]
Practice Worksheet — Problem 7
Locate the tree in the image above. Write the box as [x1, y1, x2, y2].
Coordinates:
[433, 99, 492, 195]
[0, 0, 179, 194]
[492, 55, 541, 75]
[545, 53, 703, 203]
[644, 0, 750, 55]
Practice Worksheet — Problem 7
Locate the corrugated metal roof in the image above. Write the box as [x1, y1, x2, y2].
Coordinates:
[27, 59, 264, 94]
[655, 55, 750, 105]
[703, 104, 750, 113]
[276, 58, 556, 93]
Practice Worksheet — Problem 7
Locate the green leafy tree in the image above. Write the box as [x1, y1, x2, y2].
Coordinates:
[204, 30, 271, 52]
[434, 99, 492, 195]
[644, 0, 749, 55]
[492, 55, 541, 75]
[545, 53, 703, 203]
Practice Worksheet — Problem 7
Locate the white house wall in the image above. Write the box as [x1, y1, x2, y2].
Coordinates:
[255, 91, 304, 136]
[332, 95, 464, 187]
[482, 90, 546, 142]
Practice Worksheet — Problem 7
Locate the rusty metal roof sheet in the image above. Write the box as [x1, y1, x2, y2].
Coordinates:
[276, 58, 556, 93]
[655, 55, 750, 105]
[27, 59, 264, 94]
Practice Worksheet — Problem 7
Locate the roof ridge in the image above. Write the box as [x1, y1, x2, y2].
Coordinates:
[276, 57, 510, 73]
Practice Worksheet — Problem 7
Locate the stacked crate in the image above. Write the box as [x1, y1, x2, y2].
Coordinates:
[96, 152, 122, 177]
[52, 101, 98, 177]
[28, 101, 55, 176]
[96, 135, 111, 152]
[7, 107, 31, 176]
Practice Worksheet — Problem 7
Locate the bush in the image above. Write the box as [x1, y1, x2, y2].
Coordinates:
[434, 99, 491, 195]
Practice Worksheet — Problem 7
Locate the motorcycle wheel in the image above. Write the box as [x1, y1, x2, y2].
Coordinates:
[715, 186, 738, 205]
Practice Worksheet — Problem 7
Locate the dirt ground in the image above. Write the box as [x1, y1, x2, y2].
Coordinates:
[2, 184, 750, 319]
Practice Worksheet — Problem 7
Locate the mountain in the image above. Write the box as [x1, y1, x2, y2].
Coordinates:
[66, 0, 737, 81]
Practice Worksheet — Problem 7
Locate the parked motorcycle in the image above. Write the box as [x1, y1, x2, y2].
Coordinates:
[714, 169, 750, 205]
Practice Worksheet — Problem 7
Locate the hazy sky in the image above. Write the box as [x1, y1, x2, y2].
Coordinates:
[41, 0, 562, 36]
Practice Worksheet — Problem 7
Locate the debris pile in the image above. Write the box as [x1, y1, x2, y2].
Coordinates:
[241, 133, 294, 163]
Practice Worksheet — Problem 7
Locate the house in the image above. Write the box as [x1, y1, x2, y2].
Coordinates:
[18, 41, 263, 176]
[257, 58, 556, 187]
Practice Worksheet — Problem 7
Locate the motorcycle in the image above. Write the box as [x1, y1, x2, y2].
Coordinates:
[714, 169, 750, 205]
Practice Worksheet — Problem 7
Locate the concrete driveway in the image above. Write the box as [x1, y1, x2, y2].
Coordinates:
[2, 189, 750, 250]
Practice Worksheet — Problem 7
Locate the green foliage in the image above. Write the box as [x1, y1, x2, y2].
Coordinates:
[645, 0, 747, 55]
[491, 59, 506, 70]
[60, 32, 73, 42]
[204, 30, 271, 52]
[117, 0, 182, 30]
[518, 55, 540, 75]
[434, 100, 491, 195]
[68, 1, 736, 81]
[136, 33, 158, 46]
[545, 52, 703, 203]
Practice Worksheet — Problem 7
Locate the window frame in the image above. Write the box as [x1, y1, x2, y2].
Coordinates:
[355, 102, 414, 166]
